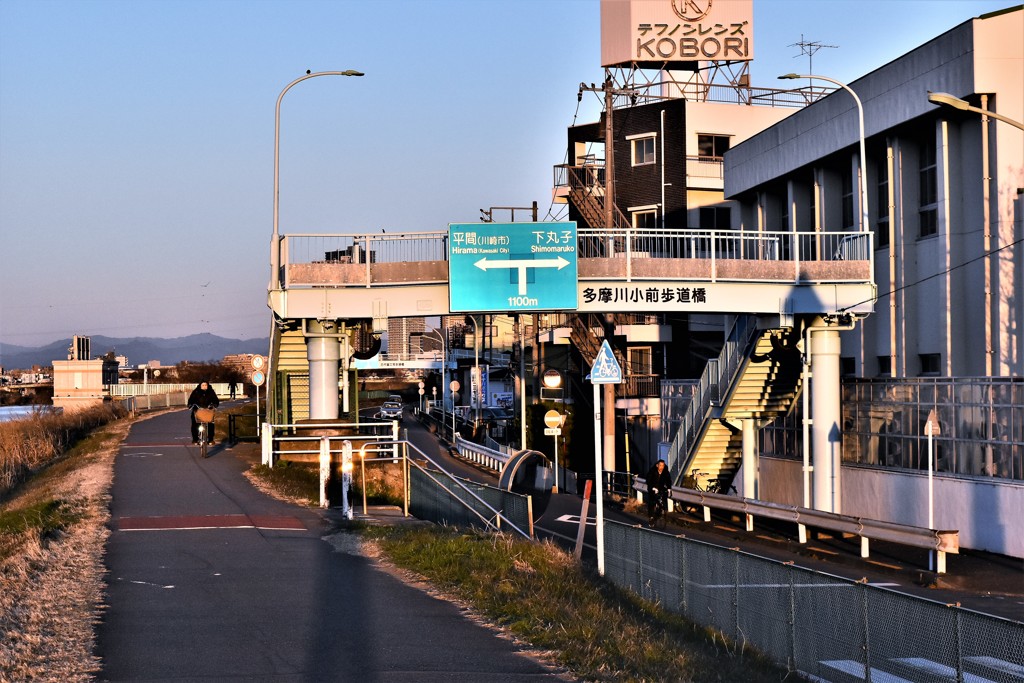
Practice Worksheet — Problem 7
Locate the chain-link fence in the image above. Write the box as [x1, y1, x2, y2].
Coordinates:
[409, 467, 532, 537]
[604, 520, 1023, 682]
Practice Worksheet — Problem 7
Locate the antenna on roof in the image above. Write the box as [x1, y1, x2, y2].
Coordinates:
[790, 34, 838, 75]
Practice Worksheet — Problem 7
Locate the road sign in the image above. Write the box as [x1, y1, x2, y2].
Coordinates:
[448, 222, 578, 312]
[251, 355, 266, 371]
[544, 427, 562, 436]
[251, 370, 265, 386]
[589, 340, 622, 384]
[543, 409, 562, 429]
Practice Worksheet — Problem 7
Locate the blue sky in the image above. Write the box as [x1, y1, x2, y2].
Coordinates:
[0, 0, 1012, 348]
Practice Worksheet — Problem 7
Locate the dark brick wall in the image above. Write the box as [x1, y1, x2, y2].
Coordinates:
[566, 99, 687, 229]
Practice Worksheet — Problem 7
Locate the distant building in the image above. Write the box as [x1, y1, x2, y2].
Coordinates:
[387, 317, 426, 356]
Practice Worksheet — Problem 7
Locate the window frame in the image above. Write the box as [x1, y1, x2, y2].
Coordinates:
[627, 132, 657, 167]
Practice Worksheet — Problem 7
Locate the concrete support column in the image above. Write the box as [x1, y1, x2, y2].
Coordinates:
[810, 329, 842, 513]
[741, 418, 758, 499]
[307, 322, 341, 420]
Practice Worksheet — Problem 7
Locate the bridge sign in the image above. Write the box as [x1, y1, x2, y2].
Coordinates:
[448, 222, 578, 313]
[588, 340, 622, 384]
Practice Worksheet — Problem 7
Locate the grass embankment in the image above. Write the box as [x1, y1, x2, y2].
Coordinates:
[249, 462, 790, 682]
[0, 405, 132, 681]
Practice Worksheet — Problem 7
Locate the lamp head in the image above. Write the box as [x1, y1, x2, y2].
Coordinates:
[778, 73, 802, 80]
[927, 91, 969, 111]
[342, 70, 365, 77]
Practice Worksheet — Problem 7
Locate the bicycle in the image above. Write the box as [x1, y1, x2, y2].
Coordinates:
[193, 406, 216, 458]
[647, 487, 668, 530]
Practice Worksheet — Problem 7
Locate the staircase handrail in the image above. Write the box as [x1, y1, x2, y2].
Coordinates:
[666, 314, 761, 481]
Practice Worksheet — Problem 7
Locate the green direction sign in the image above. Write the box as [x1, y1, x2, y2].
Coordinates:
[448, 222, 578, 313]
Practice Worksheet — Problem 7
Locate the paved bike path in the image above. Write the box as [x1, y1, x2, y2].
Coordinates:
[96, 410, 565, 682]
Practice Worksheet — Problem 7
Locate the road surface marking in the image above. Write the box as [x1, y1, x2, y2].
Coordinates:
[115, 514, 305, 531]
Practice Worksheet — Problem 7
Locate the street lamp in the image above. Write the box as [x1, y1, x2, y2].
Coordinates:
[928, 91, 1024, 131]
[271, 70, 364, 289]
[424, 325, 447, 427]
[464, 315, 481, 427]
[779, 73, 869, 233]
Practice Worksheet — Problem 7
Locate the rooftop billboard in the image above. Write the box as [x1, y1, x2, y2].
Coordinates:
[601, 0, 754, 67]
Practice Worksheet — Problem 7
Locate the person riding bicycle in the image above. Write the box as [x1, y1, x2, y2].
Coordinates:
[645, 459, 672, 525]
[187, 380, 220, 444]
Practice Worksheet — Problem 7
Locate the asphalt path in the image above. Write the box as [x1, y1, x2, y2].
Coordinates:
[96, 408, 566, 682]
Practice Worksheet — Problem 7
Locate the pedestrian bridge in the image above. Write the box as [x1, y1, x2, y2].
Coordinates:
[265, 224, 875, 509]
[267, 227, 876, 324]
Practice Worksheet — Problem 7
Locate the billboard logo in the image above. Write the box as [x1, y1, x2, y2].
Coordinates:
[672, 0, 712, 21]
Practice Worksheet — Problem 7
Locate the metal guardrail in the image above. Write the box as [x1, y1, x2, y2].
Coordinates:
[603, 521, 1021, 683]
[453, 435, 511, 473]
[261, 420, 398, 465]
[634, 478, 960, 573]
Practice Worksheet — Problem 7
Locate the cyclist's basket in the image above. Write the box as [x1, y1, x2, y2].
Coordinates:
[195, 408, 215, 423]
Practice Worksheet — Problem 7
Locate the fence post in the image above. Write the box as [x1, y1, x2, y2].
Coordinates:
[862, 583, 872, 682]
[261, 423, 273, 466]
[788, 565, 797, 673]
[733, 551, 740, 641]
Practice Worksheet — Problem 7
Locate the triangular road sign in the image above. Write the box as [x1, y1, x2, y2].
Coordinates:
[589, 340, 622, 384]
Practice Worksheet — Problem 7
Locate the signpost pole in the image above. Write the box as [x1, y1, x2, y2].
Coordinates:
[593, 380, 604, 576]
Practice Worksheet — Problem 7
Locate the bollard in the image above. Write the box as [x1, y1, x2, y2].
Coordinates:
[319, 436, 330, 509]
[341, 440, 353, 520]
[261, 423, 274, 467]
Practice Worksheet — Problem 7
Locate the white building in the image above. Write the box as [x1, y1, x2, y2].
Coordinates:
[726, 6, 1023, 557]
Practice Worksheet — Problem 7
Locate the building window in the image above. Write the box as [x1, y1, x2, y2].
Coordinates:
[919, 139, 938, 238]
[841, 165, 855, 230]
[699, 207, 731, 230]
[876, 174, 890, 248]
[840, 357, 856, 377]
[628, 346, 652, 375]
[876, 355, 892, 377]
[919, 353, 941, 376]
[632, 209, 658, 231]
[697, 134, 730, 159]
[630, 135, 656, 166]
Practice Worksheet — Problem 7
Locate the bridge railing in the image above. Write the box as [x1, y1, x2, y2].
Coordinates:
[278, 228, 873, 288]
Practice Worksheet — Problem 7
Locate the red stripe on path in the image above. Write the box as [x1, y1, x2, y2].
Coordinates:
[115, 514, 306, 531]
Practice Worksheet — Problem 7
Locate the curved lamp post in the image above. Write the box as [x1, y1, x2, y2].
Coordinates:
[780, 73, 869, 233]
[928, 91, 1024, 131]
[271, 70, 364, 289]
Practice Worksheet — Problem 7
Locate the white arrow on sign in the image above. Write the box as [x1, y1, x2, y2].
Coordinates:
[473, 256, 571, 295]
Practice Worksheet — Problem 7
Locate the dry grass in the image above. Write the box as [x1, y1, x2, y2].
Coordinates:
[0, 404, 125, 497]
[0, 414, 132, 682]
[363, 525, 793, 683]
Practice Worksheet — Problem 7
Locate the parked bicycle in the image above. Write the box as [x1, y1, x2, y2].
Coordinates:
[685, 468, 737, 495]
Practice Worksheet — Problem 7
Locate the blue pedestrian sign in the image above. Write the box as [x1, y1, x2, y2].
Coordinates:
[448, 222, 578, 313]
[589, 340, 622, 384]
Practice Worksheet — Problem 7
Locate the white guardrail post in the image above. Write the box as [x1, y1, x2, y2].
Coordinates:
[319, 436, 331, 509]
[261, 423, 274, 467]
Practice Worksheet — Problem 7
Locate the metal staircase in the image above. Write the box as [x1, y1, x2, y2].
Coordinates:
[565, 166, 632, 232]
[665, 316, 803, 491]
[268, 326, 311, 424]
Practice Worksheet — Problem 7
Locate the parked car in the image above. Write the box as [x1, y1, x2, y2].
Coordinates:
[378, 401, 403, 421]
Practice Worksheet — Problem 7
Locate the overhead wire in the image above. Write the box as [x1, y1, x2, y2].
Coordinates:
[839, 236, 1024, 313]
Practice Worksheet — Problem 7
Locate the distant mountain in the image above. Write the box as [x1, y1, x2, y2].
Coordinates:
[0, 334, 270, 370]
